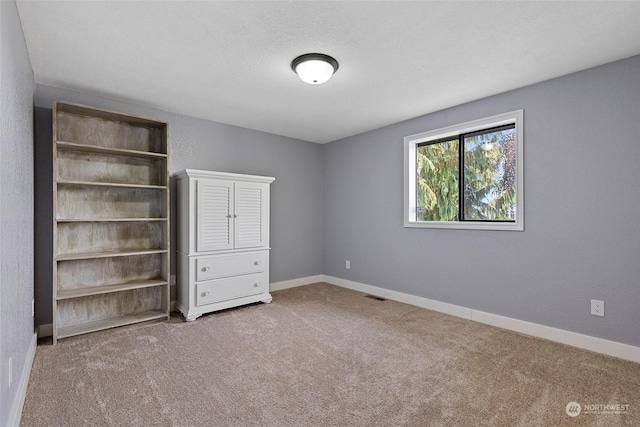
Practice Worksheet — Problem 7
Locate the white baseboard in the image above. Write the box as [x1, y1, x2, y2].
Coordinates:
[324, 275, 473, 319]
[270, 275, 323, 292]
[471, 310, 640, 364]
[321, 275, 640, 364]
[8, 332, 37, 427]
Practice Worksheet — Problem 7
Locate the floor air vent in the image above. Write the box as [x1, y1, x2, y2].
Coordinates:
[365, 295, 387, 301]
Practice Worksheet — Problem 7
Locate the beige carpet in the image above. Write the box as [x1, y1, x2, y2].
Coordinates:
[21, 283, 640, 426]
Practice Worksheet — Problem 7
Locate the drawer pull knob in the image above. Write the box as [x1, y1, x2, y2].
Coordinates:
[254, 261, 260, 266]
[201, 291, 210, 297]
[202, 266, 211, 272]
[253, 282, 260, 288]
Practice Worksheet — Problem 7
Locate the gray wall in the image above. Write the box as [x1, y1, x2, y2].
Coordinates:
[323, 55, 640, 347]
[34, 85, 324, 325]
[0, 1, 35, 425]
[24, 34, 640, 349]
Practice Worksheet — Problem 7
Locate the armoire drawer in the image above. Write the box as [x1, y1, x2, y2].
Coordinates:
[195, 252, 267, 281]
[195, 273, 267, 306]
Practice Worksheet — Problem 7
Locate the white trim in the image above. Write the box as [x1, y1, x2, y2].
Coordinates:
[8, 332, 37, 427]
[322, 275, 640, 364]
[323, 275, 472, 319]
[404, 109, 524, 231]
[471, 311, 640, 364]
[270, 275, 323, 292]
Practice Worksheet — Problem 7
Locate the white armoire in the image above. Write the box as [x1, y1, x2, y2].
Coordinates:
[175, 169, 275, 321]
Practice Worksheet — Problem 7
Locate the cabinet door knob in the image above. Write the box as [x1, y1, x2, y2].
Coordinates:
[253, 282, 260, 288]
[254, 261, 260, 266]
[202, 266, 211, 272]
[201, 291, 210, 297]
[226, 214, 231, 219]
[233, 214, 238, 218]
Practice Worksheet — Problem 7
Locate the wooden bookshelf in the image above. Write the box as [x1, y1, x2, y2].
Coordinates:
[52, 102, 170, 343]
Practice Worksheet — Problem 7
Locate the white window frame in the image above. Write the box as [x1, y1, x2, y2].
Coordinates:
[404, 110, 524, 231]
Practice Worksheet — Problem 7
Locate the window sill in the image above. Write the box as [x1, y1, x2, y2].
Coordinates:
[404, 220, 523, 231]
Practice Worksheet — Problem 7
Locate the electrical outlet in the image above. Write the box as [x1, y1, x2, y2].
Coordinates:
[591, 300, 604, 317]
[8, 357, 12, 388]
[345, 260, 350, 270]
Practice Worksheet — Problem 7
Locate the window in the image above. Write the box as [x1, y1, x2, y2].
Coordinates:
[404, 110, 523, 231]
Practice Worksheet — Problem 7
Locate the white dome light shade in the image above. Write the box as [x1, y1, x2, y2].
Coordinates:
[295, 60, 334, 84]
[291, 53, 339, 85]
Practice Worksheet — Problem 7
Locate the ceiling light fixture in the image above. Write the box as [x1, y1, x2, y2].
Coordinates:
[291, 53, 339, 85]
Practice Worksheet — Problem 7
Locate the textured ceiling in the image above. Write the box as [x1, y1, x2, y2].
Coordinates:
[16, 1, 640, 144]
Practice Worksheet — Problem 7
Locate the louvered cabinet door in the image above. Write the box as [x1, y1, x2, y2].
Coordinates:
[196, 180, 233, 252]
[234, 182, 269, 249]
